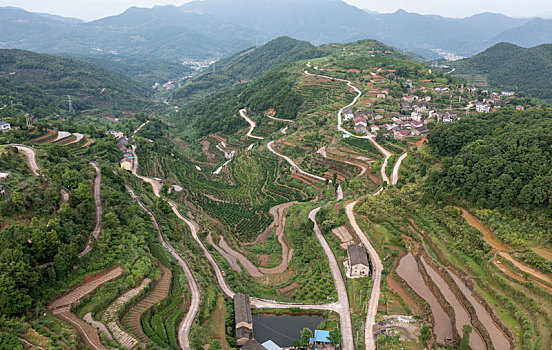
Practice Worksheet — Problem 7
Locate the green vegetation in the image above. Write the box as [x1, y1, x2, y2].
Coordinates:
[428, 108, 552, 210]
[0, 49, 153, 117]
[452, 42, 552, 101]
[175, 36, 322, 101]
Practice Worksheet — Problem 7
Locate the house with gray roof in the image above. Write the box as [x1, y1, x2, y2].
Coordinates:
[347, 244, 370, 278]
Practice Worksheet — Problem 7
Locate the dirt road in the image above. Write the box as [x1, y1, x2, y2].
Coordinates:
[239, 109, 264, 140]
[132, 120, 149, 137]
[309, 207, 354, 350]
[48, 267, 123, 350]
[391, 153, 407, 185]
[346, 201, 383, 350]
[79, 162, 102, 258]
[126, 187, 200, 349]
[168, 200, 236, 299]
[131, 145, 162, 197]
[267, 141, 327, 183]
[14, 145, 39, 176]
[303, 71, 392, 184]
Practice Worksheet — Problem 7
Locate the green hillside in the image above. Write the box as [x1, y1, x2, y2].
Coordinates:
[452, 42, 552, 101]
[428, 107, 552, 211]
[0, 49, 153, 117]
[174, 36, 323, 102]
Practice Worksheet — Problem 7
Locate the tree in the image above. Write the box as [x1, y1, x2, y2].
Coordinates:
[0, 249, 39, 316]
[0, 333, 23, 350]
[460, 324, 472, 350]
[300, 328, 312, 346]
[209, 340, 222, 350]
[329, 328, 341, 345]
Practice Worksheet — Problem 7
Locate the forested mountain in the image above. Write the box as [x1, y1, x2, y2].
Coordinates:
[427, 107, 552, 209]
[452, 42, 552, 101]
[0, 6, 257, 61]
[487, 18, 552, 48]
[0, 1, 546, 61]
[171, 37, 409, 141]
[174, 37, 323, 101]
[0, 49, 152, 117]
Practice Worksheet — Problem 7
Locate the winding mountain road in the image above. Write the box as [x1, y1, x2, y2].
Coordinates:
[239, 109, 264, 140]
[131, 145, 162, 197]
[126, 187, 200, 350]
[309, 207, 354, 350]
[79, 162, 102, 258]
[346, 201, 383, 350]
[168, 200, 236, 299]
[131, 139, 354, 346]
[14, 145, 39, 176]
[267, 141, 327, 182]
[304, 71, 392, 184]
[391, 153, 407, 185]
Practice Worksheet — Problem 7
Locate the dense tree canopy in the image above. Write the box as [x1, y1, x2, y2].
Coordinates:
[426, 107, 552, 209]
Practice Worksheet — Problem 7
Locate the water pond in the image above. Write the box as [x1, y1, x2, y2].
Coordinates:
[252, 313, 324, 346]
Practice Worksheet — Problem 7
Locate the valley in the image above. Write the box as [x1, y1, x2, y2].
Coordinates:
[0, 23, 551, 350]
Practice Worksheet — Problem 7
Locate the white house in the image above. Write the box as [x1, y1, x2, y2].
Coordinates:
[0, 121, 10, 133]
[476, 103, 490, 113]
[343, 108, 354, 121]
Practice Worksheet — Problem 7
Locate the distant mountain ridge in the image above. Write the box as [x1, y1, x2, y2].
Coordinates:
[0, 1, 549, 61]
[452, 42, 552, 101]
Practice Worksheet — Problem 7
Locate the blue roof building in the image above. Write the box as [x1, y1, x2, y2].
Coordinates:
[310, 329, 331, 344]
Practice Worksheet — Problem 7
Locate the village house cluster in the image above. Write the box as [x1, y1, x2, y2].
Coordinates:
[106, 130, 134, 171]
[343, 75, 523, 141]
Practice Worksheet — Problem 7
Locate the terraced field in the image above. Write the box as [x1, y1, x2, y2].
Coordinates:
[121, 264, 172, 344]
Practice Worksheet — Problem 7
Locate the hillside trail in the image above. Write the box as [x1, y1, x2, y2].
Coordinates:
[303, 70, 392, 184]
[458, 208, 552, 286]
[126, 186, 200, 350]
[79, 162, 102, 258]
[48, 266, 124, 350]
[267, 140, 327, 183]
[239, 108, 265, 140]
[38, 162, 102, 268]
[131, 144, 162, 197]
[209, 201, 297, 276]
[14, 145, 39, 176]
[391, 153, 407, 185]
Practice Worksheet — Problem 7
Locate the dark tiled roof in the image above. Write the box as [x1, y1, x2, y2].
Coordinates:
[234, 293, 252, 325]
[347, 244, 369, 266]
[242, 339, 266, 350]
[236, 326, 251, 340]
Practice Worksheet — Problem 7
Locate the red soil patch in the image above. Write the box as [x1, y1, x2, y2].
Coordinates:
[259, 255, 270, 266]
[277, 282, 300, 297]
